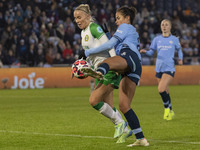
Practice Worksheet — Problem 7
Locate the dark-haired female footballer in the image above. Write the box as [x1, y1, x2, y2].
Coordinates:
[81, 6, 149, 147]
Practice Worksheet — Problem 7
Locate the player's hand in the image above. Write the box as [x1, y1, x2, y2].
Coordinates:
[101, 23, 109, 33]
[178, 59, 183, 65]
[140, 49, 147, 53]
[78, 50, 87, 59]
[101, 23, 111, 39]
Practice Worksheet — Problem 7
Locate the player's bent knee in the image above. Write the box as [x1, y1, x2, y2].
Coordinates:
[158, 87, 166, 93]
[89, 97, 98, 106]
[119, 102, 130, 114]
[89, 100, 97, 107]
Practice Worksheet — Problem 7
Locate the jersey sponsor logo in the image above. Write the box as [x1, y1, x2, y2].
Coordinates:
[158, 45, 172, 50]
[97, 26, 103, 33]
[169, 40, 173, 44]
[117, 29, 123, 34]
[85, 35, 89, 41]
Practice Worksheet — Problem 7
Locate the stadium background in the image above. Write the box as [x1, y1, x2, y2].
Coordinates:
[0, 0, 200, 89]
[0, 1, 200, 150]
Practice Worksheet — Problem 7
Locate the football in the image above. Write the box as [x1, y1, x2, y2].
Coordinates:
[71, 59, 90, 79]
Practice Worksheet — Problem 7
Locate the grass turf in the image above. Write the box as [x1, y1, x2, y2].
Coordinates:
[0, 85, 199, 150]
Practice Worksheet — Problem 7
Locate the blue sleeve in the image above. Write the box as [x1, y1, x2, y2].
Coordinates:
[85, 37, 118, 57]
[177, 48, 183, 60]
[146, 49, 155, 56]
[146, 37, 157, 56]
[113, 23, 128, 42]
[175, 38, 183, 60]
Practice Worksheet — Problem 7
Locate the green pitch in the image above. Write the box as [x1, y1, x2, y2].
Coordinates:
[0, 85, 199, 150]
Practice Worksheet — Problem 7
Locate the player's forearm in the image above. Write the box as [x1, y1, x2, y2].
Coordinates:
[145, 49, 154, 56]
[177, 49, 183, 61]
[85, 37, 118, 57]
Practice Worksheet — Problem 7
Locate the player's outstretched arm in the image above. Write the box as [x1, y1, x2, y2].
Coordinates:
[85, 37, 118, 57]
[140, 49, 147, 53]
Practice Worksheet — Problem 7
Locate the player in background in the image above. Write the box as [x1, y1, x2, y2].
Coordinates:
[140, 19, 183, 120]
[73, 4, 129, 141]
[81, 6, 149, 147]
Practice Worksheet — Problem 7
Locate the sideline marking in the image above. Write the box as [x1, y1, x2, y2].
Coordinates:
[0, 130, 200, 145]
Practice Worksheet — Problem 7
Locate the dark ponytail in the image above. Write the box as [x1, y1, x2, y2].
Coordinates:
[117, 6, 137, 25]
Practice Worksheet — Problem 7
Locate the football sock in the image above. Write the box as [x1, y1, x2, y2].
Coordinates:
[167, 93, 172, 110]
[124, 109, 144, 139]
[93, 102, 121, 124]
[114, 107, 125, 124]
[97, 63, 109, 75]
[115, 108, 129, 132]
[113, 107, 116, 112]
[159, 91, 170, 108]
[93, 101, 104, 110]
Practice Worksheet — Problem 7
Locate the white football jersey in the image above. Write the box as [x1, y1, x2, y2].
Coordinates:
[81, 22, 112, 69]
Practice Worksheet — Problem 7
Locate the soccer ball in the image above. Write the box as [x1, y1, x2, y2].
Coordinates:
[72, 59, 90, 79]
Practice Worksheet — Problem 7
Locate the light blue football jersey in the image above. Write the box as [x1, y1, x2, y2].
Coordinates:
[113, 23, 141, 60]
[146, 35, 183, 72]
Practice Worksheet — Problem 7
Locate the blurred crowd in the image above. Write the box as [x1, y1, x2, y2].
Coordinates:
[0, 0, 200, 68]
